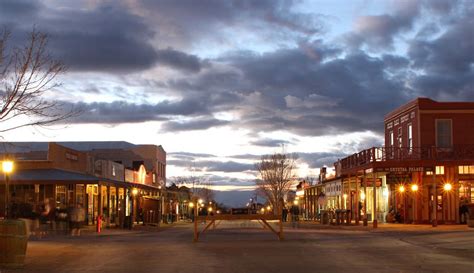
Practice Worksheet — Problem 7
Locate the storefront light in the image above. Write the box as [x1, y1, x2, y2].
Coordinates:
[266, 205, 271, 211]
[293, 200, 299, 205]
[411, 184, 419, 192]
[343, 193, 348, 199]
[198, 199, 203, 204]
[189, 202, 194, 208]
[2, 160, 13, 173]
[360, 192, 366, 201]
[398, 185, 405, 193]
[132, 188, 139, 196]
[208, 207, 213, 212]
[443, 183, 452, 191]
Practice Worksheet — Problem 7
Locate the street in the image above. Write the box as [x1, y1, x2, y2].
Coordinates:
[4, 222, 474, 273]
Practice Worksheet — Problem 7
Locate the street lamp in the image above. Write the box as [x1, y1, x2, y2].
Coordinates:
[398, 185, 405, 193]
[411, 184, 418, 224]
[3, 160, 14, 219]
[443, 183, 452, 192]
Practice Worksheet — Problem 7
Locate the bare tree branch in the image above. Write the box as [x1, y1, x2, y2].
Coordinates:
[0, 27, 80, 134]
[255, 152, 298, 214]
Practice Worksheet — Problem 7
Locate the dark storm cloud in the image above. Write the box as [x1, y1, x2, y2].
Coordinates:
[169, 152, 217, 160]
[0, 1, 207, 72]
[167, 159, 254, 173]
[137, 0, 325, 44]
[250, 138, 294, 147]
[344, 0, 421, 51]
[161, 117, 230, 132]
[65, 99, 210, 124]
[408, 1, 474, 100]
[298, 152, 349, 169]
[156, 48, 205, 73]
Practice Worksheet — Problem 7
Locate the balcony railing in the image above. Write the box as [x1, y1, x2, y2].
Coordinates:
[340, 145, 474, 170]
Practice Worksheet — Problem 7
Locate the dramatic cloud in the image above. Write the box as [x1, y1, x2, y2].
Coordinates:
[168, 159, 254, 173]
[250, 138, 294, 147]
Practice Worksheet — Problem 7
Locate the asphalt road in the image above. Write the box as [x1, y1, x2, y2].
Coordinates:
[4, 221, 474, 273]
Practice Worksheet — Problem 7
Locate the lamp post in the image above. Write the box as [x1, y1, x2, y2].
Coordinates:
[398, 185, 406, 224]
[443, 183, 452, 222]
[3, 160, 14, 219]
[411, 184, 418, 224]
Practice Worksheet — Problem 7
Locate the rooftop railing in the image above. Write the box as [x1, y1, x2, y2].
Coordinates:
[340, 145, 474, 170]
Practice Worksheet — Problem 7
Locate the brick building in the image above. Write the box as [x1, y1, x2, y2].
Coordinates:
[0, 141, 166, 228]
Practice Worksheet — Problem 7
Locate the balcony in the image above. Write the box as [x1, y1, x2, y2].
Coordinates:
[340, 145, 474, 171]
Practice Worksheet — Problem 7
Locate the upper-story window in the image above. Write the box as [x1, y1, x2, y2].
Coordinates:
[390, 131, 394, 146]
[436, 119, 452, 148]
[408, 124, 413, 153]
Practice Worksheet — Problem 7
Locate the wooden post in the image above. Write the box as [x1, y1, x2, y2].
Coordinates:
[355, 174, 359, 225]
[106, 185, 111, 227]
[373, 171, 378, 228]
[193, 199, 198, 242]
[432, 172, 437, 227]
[279, 208, 284, 240]
[363, 173, 368, 226]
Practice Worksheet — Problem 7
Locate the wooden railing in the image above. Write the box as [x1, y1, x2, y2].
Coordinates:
[340, 145, 474, 170]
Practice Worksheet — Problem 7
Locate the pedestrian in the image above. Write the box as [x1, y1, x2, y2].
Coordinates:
[290, 203, 300, 228]
[282, 207, 288, 222]
[69, 204, 86, 236]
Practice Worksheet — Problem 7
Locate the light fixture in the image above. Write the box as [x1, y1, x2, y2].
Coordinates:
[2, 161, 13, 174]
[443, 183, 452, 191]
[411, 184, 418, 192]
[398, 185, 405, 193]
[360, 192, 366, 201]
[189, 202, 194, 208]
[132, 188, 139, 196]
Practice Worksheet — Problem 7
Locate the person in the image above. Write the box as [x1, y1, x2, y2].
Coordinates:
[282, 207, 288, 222]
[290, 204, 300, 228]
[70, 204, 86, 236]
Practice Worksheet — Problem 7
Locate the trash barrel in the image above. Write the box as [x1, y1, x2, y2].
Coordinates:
[0, 219, 28, 268]
[321, 210, 329, 225]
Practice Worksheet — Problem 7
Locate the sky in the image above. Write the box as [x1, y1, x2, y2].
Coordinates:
[1, 0, 473, 206]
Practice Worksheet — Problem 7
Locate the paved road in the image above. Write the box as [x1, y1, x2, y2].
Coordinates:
[4, 222, 474, 273]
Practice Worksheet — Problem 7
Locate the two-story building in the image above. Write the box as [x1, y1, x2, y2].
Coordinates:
[338, 98, 474, 227]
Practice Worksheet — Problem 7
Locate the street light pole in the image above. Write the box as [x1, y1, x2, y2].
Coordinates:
[2, 160, 14, 219]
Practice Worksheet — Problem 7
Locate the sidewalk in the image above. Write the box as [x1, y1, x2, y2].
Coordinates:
[285, 220, 474, 234]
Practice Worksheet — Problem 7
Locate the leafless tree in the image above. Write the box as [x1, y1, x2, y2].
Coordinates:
[172, 175, 215, 202]
[0, 28, 78, 133]
[255, 152, 298, 214]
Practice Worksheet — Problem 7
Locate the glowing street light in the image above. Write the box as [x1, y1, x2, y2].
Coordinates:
[398, 185, 405, 193]
[266, 205, 271, 211]
[132, 188, 139, 196]
[3, 160, 14, 219]
[411, 184, 419, 192]
[443, 183, 452, 191]
[198, 199, 203, 204]
[2, 161, 13, 174]
[207, 207, 213, 212]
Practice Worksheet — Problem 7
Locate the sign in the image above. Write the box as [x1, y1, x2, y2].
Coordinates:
[374, 166, 432, 173]
[66, 152, 78, 161]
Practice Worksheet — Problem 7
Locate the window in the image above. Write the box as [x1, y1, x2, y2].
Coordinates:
[397, 127, 402, 148]
[390, 131, 394, 146]
[112, 165, 116, 176]
[408, 124, 413, 153]
[436, 119, 452, 148]
[435, 166, 444, 175]
[459, 165, 474, 174]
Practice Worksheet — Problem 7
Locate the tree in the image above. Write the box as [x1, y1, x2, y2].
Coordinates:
[0, 28, 77, 134]
[255, 152, 298, 214]
[173, 175, 215, 202]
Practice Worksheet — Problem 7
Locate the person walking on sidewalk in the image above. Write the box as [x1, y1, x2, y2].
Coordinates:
[290, 203, 300, 228]
[70, 204, 86, 236]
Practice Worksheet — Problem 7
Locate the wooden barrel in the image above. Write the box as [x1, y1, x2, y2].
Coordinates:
[0, 219, 28, 268]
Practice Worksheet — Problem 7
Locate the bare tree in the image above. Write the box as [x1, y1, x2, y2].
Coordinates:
[255, 152, 298, 213]
[0, 28, 77, 133]
[172, 175, 215, 202]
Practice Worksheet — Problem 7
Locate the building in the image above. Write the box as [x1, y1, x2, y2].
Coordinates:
[338, 98, 474, 226]
[0, 141, 166, 228]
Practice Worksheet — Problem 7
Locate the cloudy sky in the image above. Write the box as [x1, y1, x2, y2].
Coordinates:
[1, 0, 473, 206]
